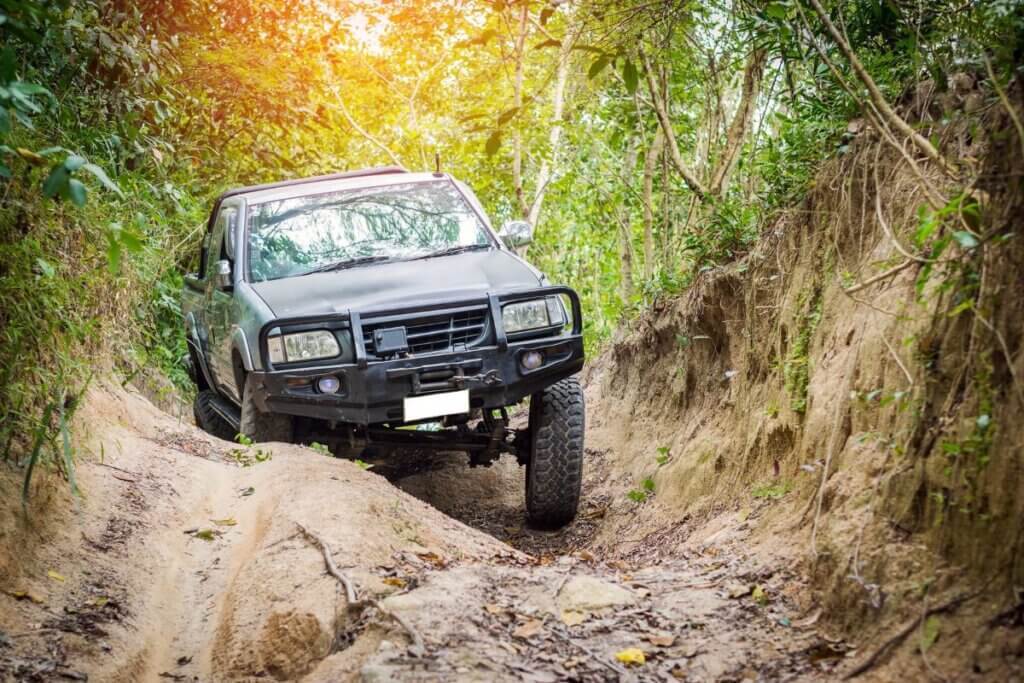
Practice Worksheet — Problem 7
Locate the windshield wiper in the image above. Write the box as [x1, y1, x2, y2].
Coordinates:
[411, 244, 491, 260]
[303, 255, 394, 275]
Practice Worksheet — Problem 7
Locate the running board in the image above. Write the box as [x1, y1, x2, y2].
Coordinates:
[209, 394, 241, 432]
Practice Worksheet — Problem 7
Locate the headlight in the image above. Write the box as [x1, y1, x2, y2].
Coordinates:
[503, 297, 565, 333]
[267, 330, 340, 363]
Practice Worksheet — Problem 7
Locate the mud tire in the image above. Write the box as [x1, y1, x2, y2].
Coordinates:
[239, 374, 294, 443]
[193, 390, 236, 441]
[525, 377, 584, 528]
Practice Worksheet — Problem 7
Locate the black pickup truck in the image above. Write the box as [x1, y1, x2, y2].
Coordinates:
[181, 167, 585, 526]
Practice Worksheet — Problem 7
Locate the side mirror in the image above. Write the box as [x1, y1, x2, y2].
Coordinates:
[214, 259, 232, 289]
[224, 212, 238, 261]
[498, 220, 533, 249]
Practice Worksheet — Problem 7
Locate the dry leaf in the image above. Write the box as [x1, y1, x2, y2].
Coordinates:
[727, 584, 751, 599]
[645, 634, 675, 647]
[793, 608, 822, 629]
[382, 577, 407, 588]
[47, 570, 66, 583]
[416, 551, 446, 568]
[513, 619, 543, 639]
[211, 518, 237, 527]
[484, 603, 506, 615]
[6, 589, 45, 604]
[615, 648, 646, 666]
[561, 610, 587, 626]
[575, 550, 595, 562]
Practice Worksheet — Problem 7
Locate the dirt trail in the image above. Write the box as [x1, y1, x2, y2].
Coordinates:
[0, 382, 842, 682]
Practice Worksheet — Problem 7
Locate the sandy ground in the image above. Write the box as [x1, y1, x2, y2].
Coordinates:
[0, 382, 861, 682]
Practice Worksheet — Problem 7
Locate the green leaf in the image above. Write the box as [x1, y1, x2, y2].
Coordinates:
[0, 163, 10, 179]
[766, 2, 788, 20]
[622, 59, 639, 94]
[67, 178, 87, 207]
[119, 228, 144, 253]
[485, 130, 502, 156]
[919, 615, 940, 653]
[81, 162, 123, 196]
[497, 107, 519, 125]
[588, 55, 610, 80]
[106, 234, 123, 275]
[0, 108, 9, 134]
[64, 154, 86, 171]
[35, 257, 55, 277]
[952, 231, 979, 250]
[42, 164, 69, 198]
[0, 45, 15, 83]
[532, 39, 561, 50]
[642, 477, 655, 492]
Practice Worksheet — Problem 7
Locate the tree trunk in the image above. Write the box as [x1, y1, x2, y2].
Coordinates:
[617, 136, 640, 304]
[642, 126, 664, 279]
[512, 2, 530, 217]
[708, 48, 766, 195]
[527, 19, 575, 228]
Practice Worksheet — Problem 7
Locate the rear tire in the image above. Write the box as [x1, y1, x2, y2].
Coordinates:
[239, 373, 294, 443]
[193, 390, 236, 441]
[525, 377, 584, 528]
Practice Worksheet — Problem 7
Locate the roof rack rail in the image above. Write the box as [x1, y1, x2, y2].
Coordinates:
[217, 166, 408, 201]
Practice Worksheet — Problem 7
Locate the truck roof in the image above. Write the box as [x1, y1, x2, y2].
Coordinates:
[216, 166, 409, 202]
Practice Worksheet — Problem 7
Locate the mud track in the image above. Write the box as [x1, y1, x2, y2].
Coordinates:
[0, 384, 841, 682]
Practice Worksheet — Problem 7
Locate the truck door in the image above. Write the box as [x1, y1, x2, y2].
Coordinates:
[205, 203, 242, 403]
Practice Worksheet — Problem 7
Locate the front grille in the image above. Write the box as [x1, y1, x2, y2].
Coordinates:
[362, 307, 488, 359]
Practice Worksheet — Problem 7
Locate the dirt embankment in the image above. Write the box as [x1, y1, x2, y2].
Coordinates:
[582, 86, 1024, 679]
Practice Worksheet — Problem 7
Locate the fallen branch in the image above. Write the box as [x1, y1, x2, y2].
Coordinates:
[843, 591, 975, 679]
[295, 522, 425, 653]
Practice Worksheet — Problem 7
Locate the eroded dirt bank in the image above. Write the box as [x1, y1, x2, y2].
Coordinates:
[0, 382, 845, 682]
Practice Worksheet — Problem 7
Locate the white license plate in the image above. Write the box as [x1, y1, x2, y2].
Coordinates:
[403, 389, 469, 422]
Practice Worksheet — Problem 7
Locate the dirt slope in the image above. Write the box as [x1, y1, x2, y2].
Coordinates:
[0, 382, 833, 682]
[580, 90, 1024, 680]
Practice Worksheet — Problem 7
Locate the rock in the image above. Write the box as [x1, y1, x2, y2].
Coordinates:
[556, 576, 636, 613]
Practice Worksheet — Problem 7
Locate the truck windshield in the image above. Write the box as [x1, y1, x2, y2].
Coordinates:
[246, 181, 494, 282]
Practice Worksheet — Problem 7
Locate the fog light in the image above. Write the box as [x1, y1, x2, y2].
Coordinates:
[521, 351, 544, 371]
[317, 376, 341, 394]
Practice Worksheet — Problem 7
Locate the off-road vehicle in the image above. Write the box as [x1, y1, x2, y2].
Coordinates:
[181, 167, 585, 526]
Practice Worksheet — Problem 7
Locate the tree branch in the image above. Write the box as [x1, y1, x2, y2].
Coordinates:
[805, 0, 955, 177]
[640, 48, 709, 200]
[332, 86, 404, 168]
[708, 48, 766, 195]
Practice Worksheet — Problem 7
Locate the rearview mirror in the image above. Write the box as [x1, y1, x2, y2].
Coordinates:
[214, 259, 232, 289]
[498, 220, 533, 249]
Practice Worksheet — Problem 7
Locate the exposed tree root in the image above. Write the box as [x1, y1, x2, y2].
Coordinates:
[295, 522, 425, 654]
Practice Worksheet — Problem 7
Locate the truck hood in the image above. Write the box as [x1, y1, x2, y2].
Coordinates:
[250, 248, 542, 319]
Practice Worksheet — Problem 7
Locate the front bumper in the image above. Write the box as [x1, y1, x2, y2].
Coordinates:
[249, 287, 584, 425]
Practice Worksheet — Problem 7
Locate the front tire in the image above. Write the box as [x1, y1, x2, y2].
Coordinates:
[239, 374, 294, 443]
[525, 377, 585, 528]
[193, 390, 236, 441]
